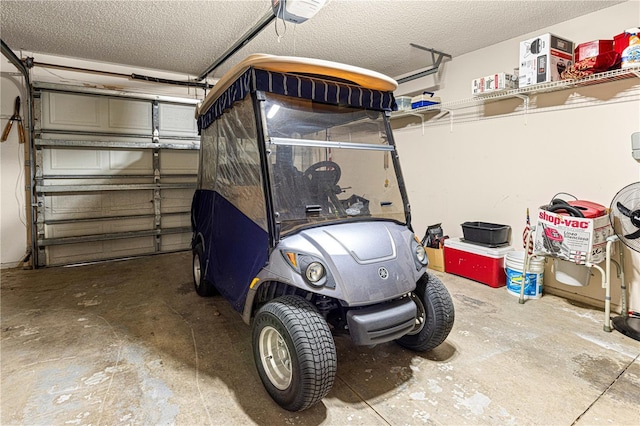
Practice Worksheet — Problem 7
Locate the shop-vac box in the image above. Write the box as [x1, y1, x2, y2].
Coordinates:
[444, 238, 514, 288]
[534, 209, 613, 264]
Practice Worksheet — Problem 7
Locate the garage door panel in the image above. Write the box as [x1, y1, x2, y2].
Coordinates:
[108, 99, 152, 131]
[46, 191, 153, 220]
[46, 93, 102, 128]
[106, 191, 154, 214]
[40, 133, 151, 144]
[46, 222, 104, 239]
[160, 189, 194, 213]
[42, 93, 154, 135]
[45, 217, 154, 238]
[159, 104, 197, 136]
[47, 242, 106, 265]
[160, 177, 196, 184]
[161, 213, 190, 228]
[48, 194, 104, 219]
[108, 150, 152, 172]
[108, 217, 154, 233]
[161, 233, 192, 252]
[106, 237, 155, 254]
[46, 237, 156, 266]
[48, 149, 103, 171]
[160, 150, 198, 174]
[43, 149, 152, 175]
[47, 177, 152, 186]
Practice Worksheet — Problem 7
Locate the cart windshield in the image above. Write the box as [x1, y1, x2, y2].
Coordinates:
[262, 93, 406, 235]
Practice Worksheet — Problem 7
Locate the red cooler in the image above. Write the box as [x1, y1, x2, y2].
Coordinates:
[444, 238, 514, 288]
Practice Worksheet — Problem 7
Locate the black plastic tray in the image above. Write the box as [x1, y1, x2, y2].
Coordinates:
[461, 222, 511, 246]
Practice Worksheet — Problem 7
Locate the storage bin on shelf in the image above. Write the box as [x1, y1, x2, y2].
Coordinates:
[410, 92, 441, 109]
[396, 96, 412, 111]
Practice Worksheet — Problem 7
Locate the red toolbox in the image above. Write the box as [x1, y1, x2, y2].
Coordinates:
[444, 238, 514, 288]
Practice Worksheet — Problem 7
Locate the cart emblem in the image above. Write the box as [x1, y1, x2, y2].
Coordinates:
[378, 267, 389, 280]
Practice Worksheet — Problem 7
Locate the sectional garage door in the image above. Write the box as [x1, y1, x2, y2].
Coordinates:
[33, 85, 200, 266]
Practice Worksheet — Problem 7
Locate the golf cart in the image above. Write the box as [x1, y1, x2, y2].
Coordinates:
[191, 54, 454, 411]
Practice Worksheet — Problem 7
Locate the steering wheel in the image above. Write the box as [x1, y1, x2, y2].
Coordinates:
[303, 161, 342, 190]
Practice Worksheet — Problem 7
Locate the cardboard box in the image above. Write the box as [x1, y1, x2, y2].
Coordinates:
[484, 73, 518, 93]
[472, 73, 518, 95]
[425, 247, 445, 272]
[534, 209, 613, 264]
[471, 77, 485, 95]
[519, 33, 574, 88]
[444, 238, 514, 288]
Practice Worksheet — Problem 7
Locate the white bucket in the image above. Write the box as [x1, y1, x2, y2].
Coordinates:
[552, 258, 592, 286]
[505, 251, 545, 299]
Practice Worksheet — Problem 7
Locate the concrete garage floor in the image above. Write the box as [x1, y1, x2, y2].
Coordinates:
[1, 252, 639, 425]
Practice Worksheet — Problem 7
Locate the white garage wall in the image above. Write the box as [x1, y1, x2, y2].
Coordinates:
[393, 1, 640, 311]
[0, 61, 28, 268]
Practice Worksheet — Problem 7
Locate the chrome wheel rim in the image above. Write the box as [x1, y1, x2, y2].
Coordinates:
[407, 293, 426, 335]
[259, 325, 292, 390]
[193, 253, 201, 287]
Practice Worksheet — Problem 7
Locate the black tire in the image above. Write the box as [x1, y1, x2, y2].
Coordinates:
[192, 243, 216, 297]
[396, 272, 454, 352]
[252, 295, 337, 411]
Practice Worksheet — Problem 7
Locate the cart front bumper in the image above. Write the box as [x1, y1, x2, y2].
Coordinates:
[346, 297, 417, 346]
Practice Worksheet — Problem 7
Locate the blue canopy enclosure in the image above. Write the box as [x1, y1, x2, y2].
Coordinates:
[192, 63, 401, 312]
[197, 67, 398, 132]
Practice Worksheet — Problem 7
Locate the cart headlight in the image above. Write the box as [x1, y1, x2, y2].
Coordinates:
[411, 237, 429, 270]
[415, 244, 428, 265]
[305, 262, 325, 283]
[282, 251, 333, 288]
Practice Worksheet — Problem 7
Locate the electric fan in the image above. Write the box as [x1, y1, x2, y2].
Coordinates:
[609, 182, 640, 341]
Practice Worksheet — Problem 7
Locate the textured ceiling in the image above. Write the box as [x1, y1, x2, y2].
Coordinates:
[0, 0, 626, 80]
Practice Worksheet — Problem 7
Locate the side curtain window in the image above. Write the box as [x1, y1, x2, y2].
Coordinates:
[199, 121, 218, 190]
[213, 97, 267, 230]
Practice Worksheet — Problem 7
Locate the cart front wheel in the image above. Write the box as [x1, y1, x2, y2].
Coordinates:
[396, 272, 454, 351]
[252, 295, 336, 411]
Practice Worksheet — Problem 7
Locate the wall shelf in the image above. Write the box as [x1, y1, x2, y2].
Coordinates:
[391, 66, 640, 125]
